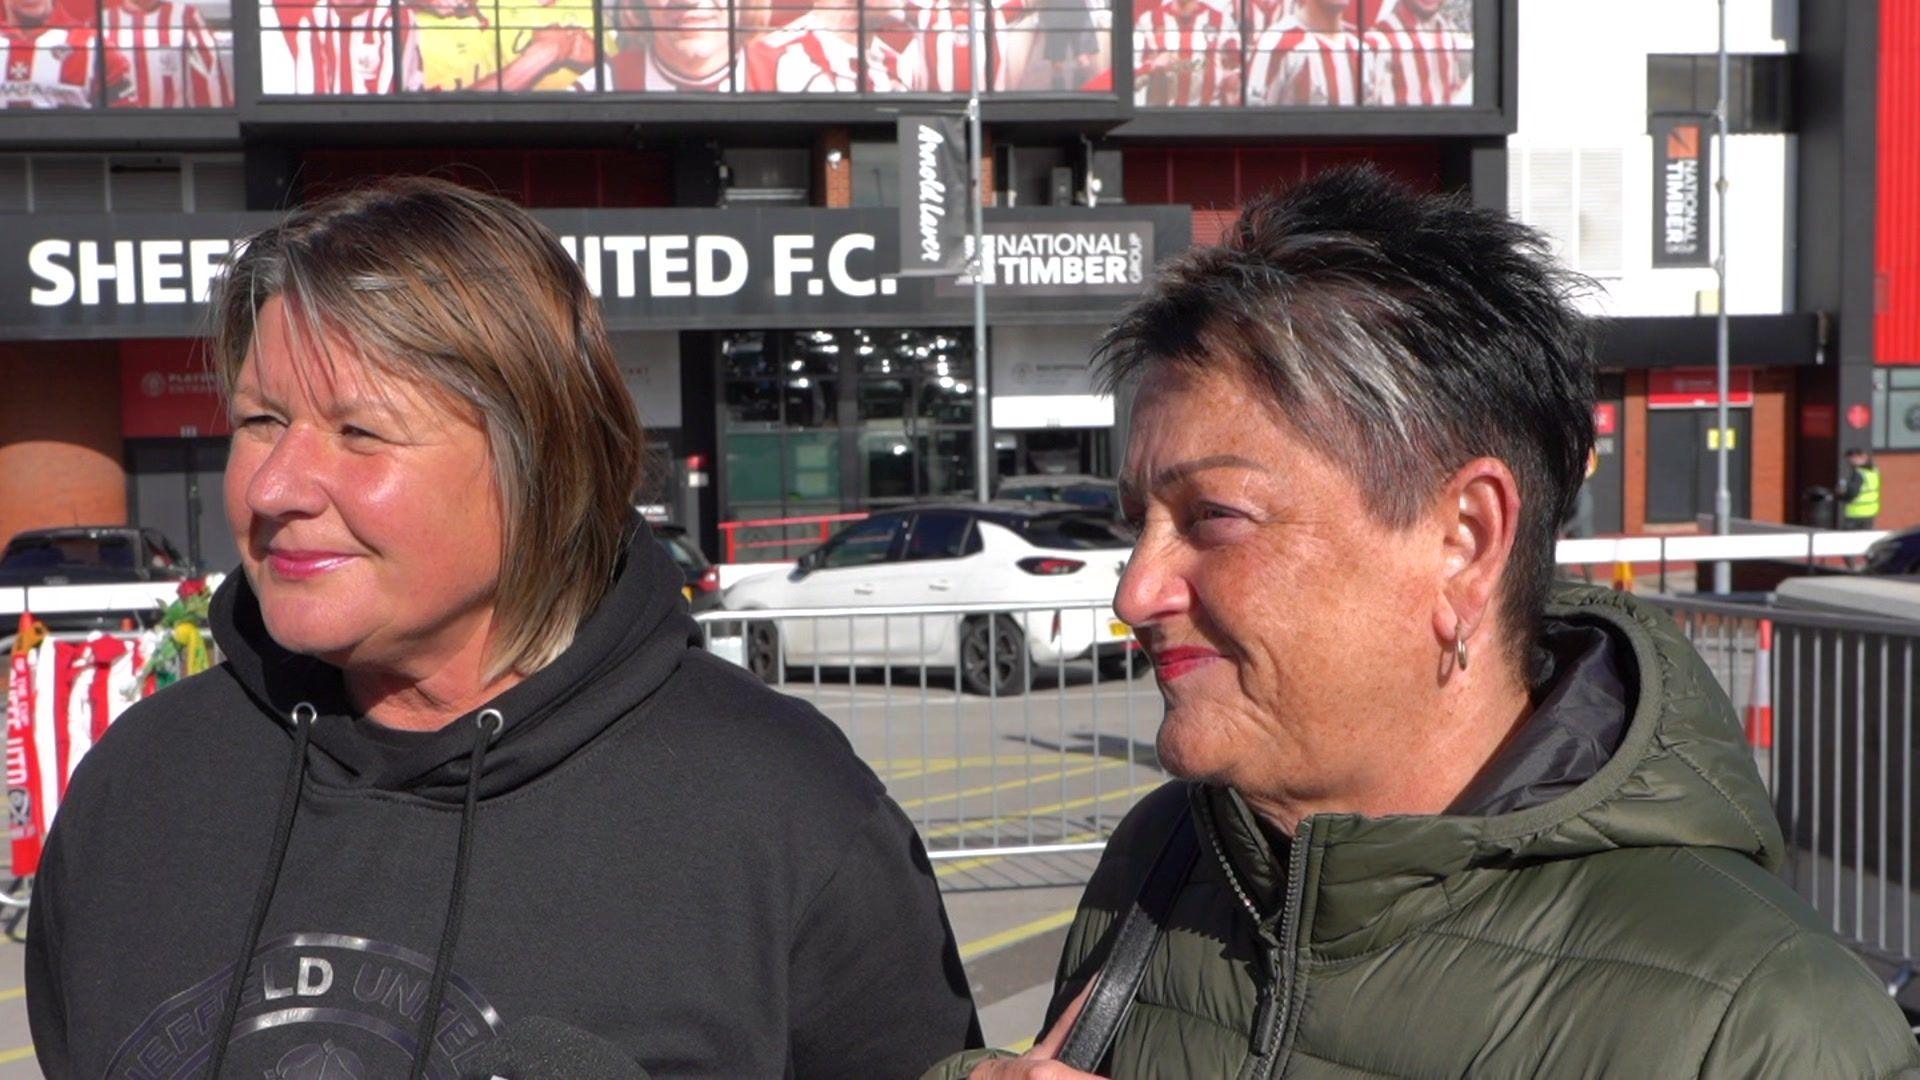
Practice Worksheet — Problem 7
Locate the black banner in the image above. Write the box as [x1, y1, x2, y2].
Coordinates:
[897, 115, 972, 277]
[0, 206, 1189, 339]
[1652, 113, 1712, 268]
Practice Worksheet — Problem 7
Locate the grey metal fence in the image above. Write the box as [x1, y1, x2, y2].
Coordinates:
[694, 601, 1167, 862]
[1648, 594, 1920, 962]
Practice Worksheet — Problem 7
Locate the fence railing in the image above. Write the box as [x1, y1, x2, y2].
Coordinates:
[1646, 594, 1920, 963]
[695, 601, 1161, 862]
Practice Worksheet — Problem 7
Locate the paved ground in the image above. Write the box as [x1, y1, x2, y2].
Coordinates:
[0, 863, 36, 1076]
[780, 664, 1171, 1050]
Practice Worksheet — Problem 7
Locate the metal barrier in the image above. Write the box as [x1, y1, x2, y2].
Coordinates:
[695, 601, 1165, 862]
[1647, 594, 1920, 961]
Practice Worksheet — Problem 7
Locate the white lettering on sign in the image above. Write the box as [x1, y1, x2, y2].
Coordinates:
[649, 235, 691, 298]
[28, 236, 239, 308]
[827, 234, 877, 297]
[696, 236, 748, 296]
[964, 230, 1145, 290]
[1664, 157, 1699, 254]
[27, 239, 72, 305]
[915, 122, 950, 263]
[772, 234, 814, 297]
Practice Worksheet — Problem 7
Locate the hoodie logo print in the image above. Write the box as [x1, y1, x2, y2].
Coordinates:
[107, 932, 506, 1079]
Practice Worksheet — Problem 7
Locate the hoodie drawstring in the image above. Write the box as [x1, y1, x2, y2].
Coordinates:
[409, 707, 501, 1080]
[206, 701, 316, 1079]
[203, 704, 499, 1079]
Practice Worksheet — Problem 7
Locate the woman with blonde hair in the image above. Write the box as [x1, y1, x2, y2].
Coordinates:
[26, 177, 979, 1078]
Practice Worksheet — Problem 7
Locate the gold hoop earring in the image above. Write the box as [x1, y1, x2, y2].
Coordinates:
[1454, 635, 1470, 671]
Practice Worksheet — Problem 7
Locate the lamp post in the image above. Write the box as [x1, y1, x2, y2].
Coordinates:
[1711, 0, 1732, 593]
[970, 0, 991, 502]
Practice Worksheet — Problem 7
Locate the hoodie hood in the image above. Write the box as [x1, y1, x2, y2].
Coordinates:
[211, 517, 700, 802]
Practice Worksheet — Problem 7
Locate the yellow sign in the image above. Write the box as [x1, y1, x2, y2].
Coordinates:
[1109, 620, 1130, 639]
[1706, 427, 1738, 451]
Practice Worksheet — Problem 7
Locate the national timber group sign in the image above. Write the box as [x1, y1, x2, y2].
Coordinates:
[1652, 113, 1712, 269]
[0, 206, 1187, 339]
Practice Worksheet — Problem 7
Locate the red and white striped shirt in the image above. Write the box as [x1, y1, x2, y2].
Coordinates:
[102, 0, 229, 107]
[259, 0, 421, 95]
[1247, 13, 1357, 106]
[259, 0, 334, 93]
[887, 0, 1027, 93]
[1362, 0, 1469, 106]
[329, 2, 420, 93]
[738, 16, 862, 92]
[1242, 0, 1284, 36]
[1132, 0, 1238, 108]
[0, 22, 124, 108]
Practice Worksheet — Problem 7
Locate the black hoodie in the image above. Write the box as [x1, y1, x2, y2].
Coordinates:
[25, 525, 981, 1078]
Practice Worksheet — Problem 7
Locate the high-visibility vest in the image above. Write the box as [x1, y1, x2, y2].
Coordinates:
[1845, 466, 1882, 519]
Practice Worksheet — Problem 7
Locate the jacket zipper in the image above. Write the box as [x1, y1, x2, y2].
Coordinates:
[1255, 819, 1311, 1080]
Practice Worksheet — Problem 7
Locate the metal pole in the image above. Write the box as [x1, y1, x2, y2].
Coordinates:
[969, 0, 990, 502]
[1712, 0, 1732, 593]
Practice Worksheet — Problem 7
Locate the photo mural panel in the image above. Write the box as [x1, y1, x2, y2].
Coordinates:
[2, 0, 232, 107]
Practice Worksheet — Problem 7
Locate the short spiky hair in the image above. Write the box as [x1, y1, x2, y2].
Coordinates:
[1096, 165, 1595, 673]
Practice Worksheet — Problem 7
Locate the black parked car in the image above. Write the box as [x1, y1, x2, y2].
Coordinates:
[1863, 526, 1920, 576]
[994, 474, 1122, 517]
[654, 523, 722, 612]
[0, 526, 192, 587]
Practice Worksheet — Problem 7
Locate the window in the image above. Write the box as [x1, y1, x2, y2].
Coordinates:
[1507, 147, 1623, 277]
[1017, 512, 1133, 550]
[1872, 368, 1920, 452]
[251, 0, 1115, 98]
[1137, 0, 1478, 110]
[1646, 54, 1792, 135]
[904, 512, 976, 560]
[820, 515, 905, 568]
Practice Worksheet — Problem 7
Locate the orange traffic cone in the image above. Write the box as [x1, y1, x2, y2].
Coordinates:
[1745, 619, 1774, 749]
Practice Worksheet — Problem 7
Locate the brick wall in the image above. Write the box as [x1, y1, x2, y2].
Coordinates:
[1623, 370, 1649, 533]
[1752, 369, 1794, 523]
[0, 342, 125, 550]
[1875, 449, 1920, 530]
[816, 128, 852, 208]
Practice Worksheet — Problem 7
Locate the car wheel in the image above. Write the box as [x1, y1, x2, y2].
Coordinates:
[746, 620, 781, 684]
[960, 615, 1031, 696]
[1098, 648, 1150, 680]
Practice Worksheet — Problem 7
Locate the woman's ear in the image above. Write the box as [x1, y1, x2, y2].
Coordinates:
[1430, 457, 1522, 652]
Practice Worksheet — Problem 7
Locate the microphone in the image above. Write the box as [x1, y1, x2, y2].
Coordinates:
[459, 1016, 651, 1079]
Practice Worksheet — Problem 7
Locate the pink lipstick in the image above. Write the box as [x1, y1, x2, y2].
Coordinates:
[266, 550, 357, 580]
[1151, 645, 1224, 682]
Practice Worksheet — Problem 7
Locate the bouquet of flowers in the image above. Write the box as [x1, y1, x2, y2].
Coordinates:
[130, 578, 215, 693]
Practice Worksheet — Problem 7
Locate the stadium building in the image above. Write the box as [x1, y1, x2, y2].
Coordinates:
[0, 0, 1906, 568]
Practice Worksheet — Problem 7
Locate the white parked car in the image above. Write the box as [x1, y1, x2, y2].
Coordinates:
[717, 502, 1143, 695]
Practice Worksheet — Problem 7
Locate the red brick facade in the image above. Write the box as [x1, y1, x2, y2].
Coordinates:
[0, 342, 127, 550]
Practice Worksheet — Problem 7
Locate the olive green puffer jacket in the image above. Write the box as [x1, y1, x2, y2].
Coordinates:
[930, 586, 1920, 1078]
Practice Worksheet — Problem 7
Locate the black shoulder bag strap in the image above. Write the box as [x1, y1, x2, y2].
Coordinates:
[1056, 805, 1200, 1073]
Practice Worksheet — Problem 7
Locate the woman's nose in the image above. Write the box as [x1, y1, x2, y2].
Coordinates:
[1114, 535, 1189, 630]
[245, 427, 329, 520]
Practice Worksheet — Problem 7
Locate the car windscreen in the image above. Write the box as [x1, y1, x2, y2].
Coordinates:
[1014, 513, 1134, 551]
[0, 535, 137, 577]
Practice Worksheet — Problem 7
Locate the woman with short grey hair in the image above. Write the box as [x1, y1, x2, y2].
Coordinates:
[936, 166, 1918, 1079]
[27, 177, 980, 1078]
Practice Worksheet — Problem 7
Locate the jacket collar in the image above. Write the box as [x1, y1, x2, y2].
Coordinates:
[1190, 585, 1784, 958]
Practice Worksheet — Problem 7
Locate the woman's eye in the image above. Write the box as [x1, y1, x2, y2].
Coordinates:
[340, 425, 381, 442]
[238, 414, 282, 429]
